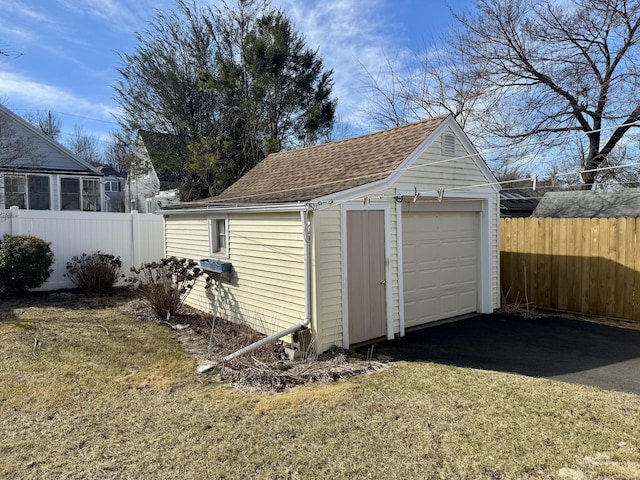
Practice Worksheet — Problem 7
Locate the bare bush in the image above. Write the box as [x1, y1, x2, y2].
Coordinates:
[66, 252, 123, 293]
[128, 257, 204, 319]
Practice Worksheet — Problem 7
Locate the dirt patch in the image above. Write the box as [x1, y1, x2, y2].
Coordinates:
[498, 303, 640, 331]
[117, 294, 387, 391]
[1, 288, 387, 391]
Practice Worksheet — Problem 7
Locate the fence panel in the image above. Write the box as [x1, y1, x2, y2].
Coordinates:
[0, 207, 165, 290]
[500, 217, 640, 321]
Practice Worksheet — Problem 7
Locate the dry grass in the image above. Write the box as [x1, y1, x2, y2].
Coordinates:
[1, 294, 640, 479]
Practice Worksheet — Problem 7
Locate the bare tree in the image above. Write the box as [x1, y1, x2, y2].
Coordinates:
[0, 105, 39, 167]
[24, 110, 62, 140]
[455, 0, 640, 188]
[359, 35, 493, 138]
[67, 125, 103, 166]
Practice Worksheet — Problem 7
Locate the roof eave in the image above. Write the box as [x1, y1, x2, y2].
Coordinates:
[162, 201, 313, 215]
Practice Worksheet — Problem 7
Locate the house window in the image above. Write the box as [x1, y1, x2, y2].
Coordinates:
[61, 177, 101, 211]
[3, 174, 50, 210]
[104, 180, 121, 192]
[209, 216, 229, 256]
[4, 175, 26, 209]
[61, 178, 81, 210]
[442, 132, 456, 156]
[83, 179, 101, 211]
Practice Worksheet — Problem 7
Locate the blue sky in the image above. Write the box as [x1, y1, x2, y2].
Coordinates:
[0, 0, 472, 153]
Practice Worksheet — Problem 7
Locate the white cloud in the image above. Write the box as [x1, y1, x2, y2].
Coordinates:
[55, 0, 174, 34]
[274, 0, 412, 131]
[0, 71, 114, 120]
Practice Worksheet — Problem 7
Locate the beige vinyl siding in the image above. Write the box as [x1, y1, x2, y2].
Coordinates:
[165, 212, 306, 337]
[395, 129, 489, 191]
[311, 207, 344, 352]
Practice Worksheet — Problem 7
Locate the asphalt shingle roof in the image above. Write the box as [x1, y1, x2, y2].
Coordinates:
[532, 189, 640, 218]
[213, 116, 448, 204]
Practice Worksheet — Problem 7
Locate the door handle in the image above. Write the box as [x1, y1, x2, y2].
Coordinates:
[380, 280, 386, 285]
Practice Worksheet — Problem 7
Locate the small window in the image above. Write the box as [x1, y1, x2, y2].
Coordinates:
[82, 179, 101, 211]
[209, 216, 229, 256]
[61, 177, 101, 211]
[442, 132, 456, 156]
[61, 178, 80, 210]
[28, 175, 50, 210]
[4, 175, 26, 209]
[104, 180, 121, 192]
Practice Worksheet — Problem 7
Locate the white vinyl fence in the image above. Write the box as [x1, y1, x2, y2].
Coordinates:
[0, 206, 165, 291]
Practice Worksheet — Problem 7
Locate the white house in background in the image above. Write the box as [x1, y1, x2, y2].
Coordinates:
[100, 165, 127, 213]
[163, 115, 501, 354]
[125, 130, 182, 213]
[0, 104, 105, 211]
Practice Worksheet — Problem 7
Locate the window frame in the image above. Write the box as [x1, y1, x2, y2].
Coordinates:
[3, 174, 27, 209]
[104, 180, 121, 192]
[27, 174, 51, 210]
[82, 178, 101, 212]
[208, 215, 230, 258]
[3, 174, 51, 210]
[60, 176, 102, 212]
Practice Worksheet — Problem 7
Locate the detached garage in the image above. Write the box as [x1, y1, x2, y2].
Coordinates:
[163, 115, 500, 353]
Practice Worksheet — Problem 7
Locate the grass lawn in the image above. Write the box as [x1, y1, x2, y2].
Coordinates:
[1, 298, 639, 479]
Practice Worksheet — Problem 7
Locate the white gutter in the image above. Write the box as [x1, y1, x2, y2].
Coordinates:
[197, 209, 313, 372]
[163, 202, 313, 215]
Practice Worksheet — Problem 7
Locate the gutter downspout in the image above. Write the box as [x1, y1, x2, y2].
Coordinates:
[197, 208, 313, 372]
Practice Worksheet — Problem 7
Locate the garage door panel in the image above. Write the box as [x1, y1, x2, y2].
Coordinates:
[403, 212, 479, 329]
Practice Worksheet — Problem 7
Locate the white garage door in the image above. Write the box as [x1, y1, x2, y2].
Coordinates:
[403, 212, 479, 328]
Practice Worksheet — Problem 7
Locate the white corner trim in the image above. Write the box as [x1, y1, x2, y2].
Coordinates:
[396, 200, 405, 337]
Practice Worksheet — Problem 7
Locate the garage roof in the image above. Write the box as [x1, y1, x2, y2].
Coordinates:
[211, 115, 448, 204]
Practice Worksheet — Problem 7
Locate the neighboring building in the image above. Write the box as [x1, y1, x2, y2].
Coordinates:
[532, 189, 640, 218]
[126, 130, 183, 213]
[163, 115, 501, 354]
[101, 165, 127, 213]
[0, 104, 104, 211]
[500, 190, 539, 217]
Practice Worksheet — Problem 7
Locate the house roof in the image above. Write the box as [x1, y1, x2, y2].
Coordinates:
[101, 165, 127, 178]
[532, 189, 640, 218]
[212, 115, 449, 204]
[0, 103, 101, 174]
[500, 190, 539, 218]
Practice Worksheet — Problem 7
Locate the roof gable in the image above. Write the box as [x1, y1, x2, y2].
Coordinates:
[0, 104, 100, 174]
[214, 116, 449, 204]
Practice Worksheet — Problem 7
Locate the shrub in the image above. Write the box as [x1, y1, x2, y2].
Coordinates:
[66, 251, 123, 293]
[128, 256, 204, 319]
[0, 234, 55, 293]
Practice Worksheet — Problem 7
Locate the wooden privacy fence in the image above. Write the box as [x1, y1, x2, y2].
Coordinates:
[0, 206, 165, 291]
[501, 217, 640, 321]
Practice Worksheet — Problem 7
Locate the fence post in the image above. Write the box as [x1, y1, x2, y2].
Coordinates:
[131, 210, 140, 267]
[9, 206, 20, 235]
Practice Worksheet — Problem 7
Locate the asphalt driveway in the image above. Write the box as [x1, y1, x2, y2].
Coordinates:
[361, 314, 640, 396]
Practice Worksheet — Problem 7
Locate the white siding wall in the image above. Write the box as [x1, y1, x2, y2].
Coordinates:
[165, 212, 306, 337]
